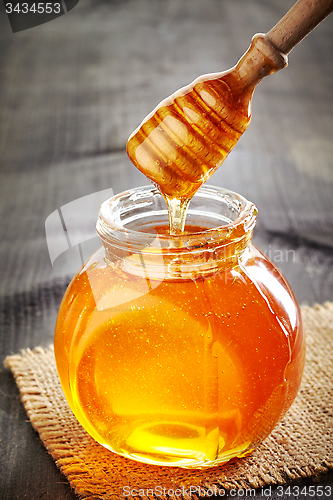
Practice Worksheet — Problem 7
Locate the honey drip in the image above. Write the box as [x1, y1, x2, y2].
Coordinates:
[127, 34, 288, 234]
[165, 197, 191, 234]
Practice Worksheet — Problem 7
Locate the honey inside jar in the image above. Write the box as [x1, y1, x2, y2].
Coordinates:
[54, 186, 305, 467]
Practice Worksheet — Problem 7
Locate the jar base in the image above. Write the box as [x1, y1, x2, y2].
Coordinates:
[99, 420, 253, 468]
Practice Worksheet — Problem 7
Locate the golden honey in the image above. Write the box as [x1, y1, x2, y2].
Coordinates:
[54, 186, 305, 467]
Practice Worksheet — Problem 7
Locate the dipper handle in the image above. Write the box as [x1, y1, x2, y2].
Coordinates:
[267, 0, 333, 55]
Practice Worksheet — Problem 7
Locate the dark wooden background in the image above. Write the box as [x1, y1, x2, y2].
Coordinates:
[0, 0, 332, 498]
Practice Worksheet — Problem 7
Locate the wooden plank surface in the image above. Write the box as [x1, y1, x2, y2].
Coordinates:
[0, 0, 332, 498]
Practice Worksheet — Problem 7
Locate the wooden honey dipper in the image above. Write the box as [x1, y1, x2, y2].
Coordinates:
[127, 0, 333, 233]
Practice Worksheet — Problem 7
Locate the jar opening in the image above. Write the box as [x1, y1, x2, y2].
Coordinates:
[97, 184, 257, 247]
[95, 185, 257, 279]
[96, 185, 258, 279]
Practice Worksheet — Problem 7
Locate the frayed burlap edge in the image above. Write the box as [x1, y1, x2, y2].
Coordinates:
[4, 302, 333, 500]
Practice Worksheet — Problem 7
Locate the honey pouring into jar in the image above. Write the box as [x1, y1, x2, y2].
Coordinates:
[54, 0, 333, 468]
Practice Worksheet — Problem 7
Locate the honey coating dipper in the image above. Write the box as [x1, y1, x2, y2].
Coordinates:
[127, 0, 333, 205]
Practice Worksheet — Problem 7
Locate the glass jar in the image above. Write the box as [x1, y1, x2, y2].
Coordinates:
[54, 185, 305, 468]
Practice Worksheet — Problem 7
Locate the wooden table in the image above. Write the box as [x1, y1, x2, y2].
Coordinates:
[0, 1, 332, 498]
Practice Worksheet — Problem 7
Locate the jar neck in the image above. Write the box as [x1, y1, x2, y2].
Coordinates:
[96, 185, 257, 280]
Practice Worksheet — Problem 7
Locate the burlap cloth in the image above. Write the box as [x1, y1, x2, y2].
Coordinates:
[4, 302, 333, 499]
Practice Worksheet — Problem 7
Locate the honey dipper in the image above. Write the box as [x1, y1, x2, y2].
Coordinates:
[127, 0, 333, 232]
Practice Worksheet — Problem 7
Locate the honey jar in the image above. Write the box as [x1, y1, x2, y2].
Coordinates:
[54, 184, 305, 468]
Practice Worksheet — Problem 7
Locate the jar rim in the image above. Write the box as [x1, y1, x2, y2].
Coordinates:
[97, 184, 257, 248]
